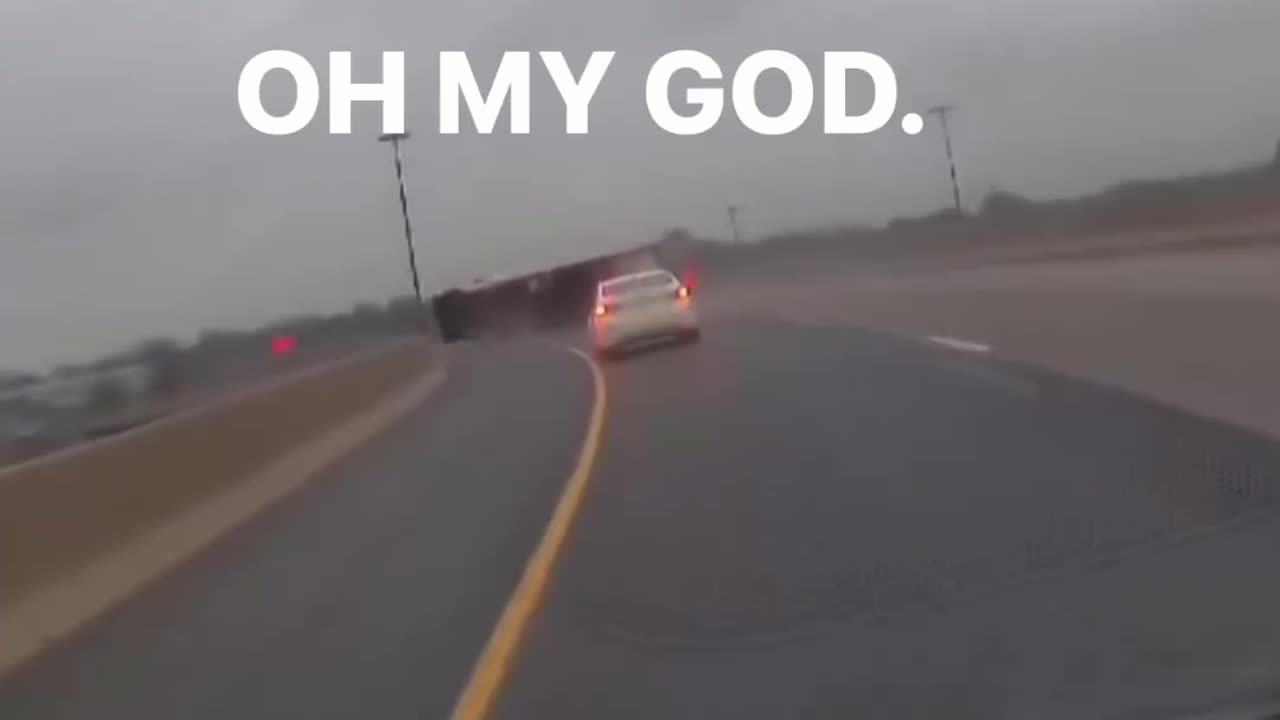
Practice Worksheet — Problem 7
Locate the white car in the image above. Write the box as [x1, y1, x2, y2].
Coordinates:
[589, 269, 700, 357]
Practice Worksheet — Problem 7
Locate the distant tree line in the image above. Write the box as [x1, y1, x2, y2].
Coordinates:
[0, 372, 40, 393]
[52, 295, 432, 409]
[683, 148, 1280, 269]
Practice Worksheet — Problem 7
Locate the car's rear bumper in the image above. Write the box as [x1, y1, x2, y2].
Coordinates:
[591, 306, 698, 351]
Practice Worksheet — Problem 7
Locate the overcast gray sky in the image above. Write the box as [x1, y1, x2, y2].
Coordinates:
[2, 0, 1278, 369]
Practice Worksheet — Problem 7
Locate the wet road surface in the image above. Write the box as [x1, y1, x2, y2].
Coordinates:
[6, 314, 1280, 719]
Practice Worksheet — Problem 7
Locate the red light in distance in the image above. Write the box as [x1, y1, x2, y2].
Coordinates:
[271, 335, 297, 355]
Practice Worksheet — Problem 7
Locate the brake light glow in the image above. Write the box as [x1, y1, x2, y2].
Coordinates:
[593, 303, 608, 317]
[676, 285, 691, 299]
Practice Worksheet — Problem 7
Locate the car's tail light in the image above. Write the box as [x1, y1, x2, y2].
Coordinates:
[593, 303, 609, 317]
[676, 285, 691, 299]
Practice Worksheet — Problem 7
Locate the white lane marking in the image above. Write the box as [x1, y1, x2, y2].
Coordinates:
[927, 335, 992, 354]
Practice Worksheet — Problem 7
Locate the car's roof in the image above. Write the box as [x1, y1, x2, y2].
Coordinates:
[598, 269, 674, 287]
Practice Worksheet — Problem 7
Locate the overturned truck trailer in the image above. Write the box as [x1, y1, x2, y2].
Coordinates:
[431, 242, 692, 342]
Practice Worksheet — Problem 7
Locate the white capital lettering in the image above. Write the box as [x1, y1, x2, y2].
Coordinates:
[539, 51, 614, 134]
[646, 51, 723, 136]
[732, 50, 814, 135]
[237, 50, 320, 136]
[823, 51, 898, 134]
[328, 51, 405, 135]
[439, 51, 531, 134]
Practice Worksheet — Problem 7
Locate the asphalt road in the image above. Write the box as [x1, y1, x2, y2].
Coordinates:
[6, 313, 1280, 718]
[0, 343, 592, 720]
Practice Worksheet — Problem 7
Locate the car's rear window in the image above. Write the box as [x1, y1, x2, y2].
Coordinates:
[601, 273, 673, 296]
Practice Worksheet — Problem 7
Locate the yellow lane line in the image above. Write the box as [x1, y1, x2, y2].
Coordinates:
[449, 346, 607, 720]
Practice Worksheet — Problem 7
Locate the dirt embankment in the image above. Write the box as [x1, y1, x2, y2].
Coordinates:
[711, 234, 1280, 441]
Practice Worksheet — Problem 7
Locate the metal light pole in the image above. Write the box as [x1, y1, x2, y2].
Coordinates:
[727, 204, 741, 244]
[378, 131, 423, 306]
[925, 105, 963, 213]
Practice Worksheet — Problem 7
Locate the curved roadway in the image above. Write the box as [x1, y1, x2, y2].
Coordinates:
[5, 312, 1280, 719]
